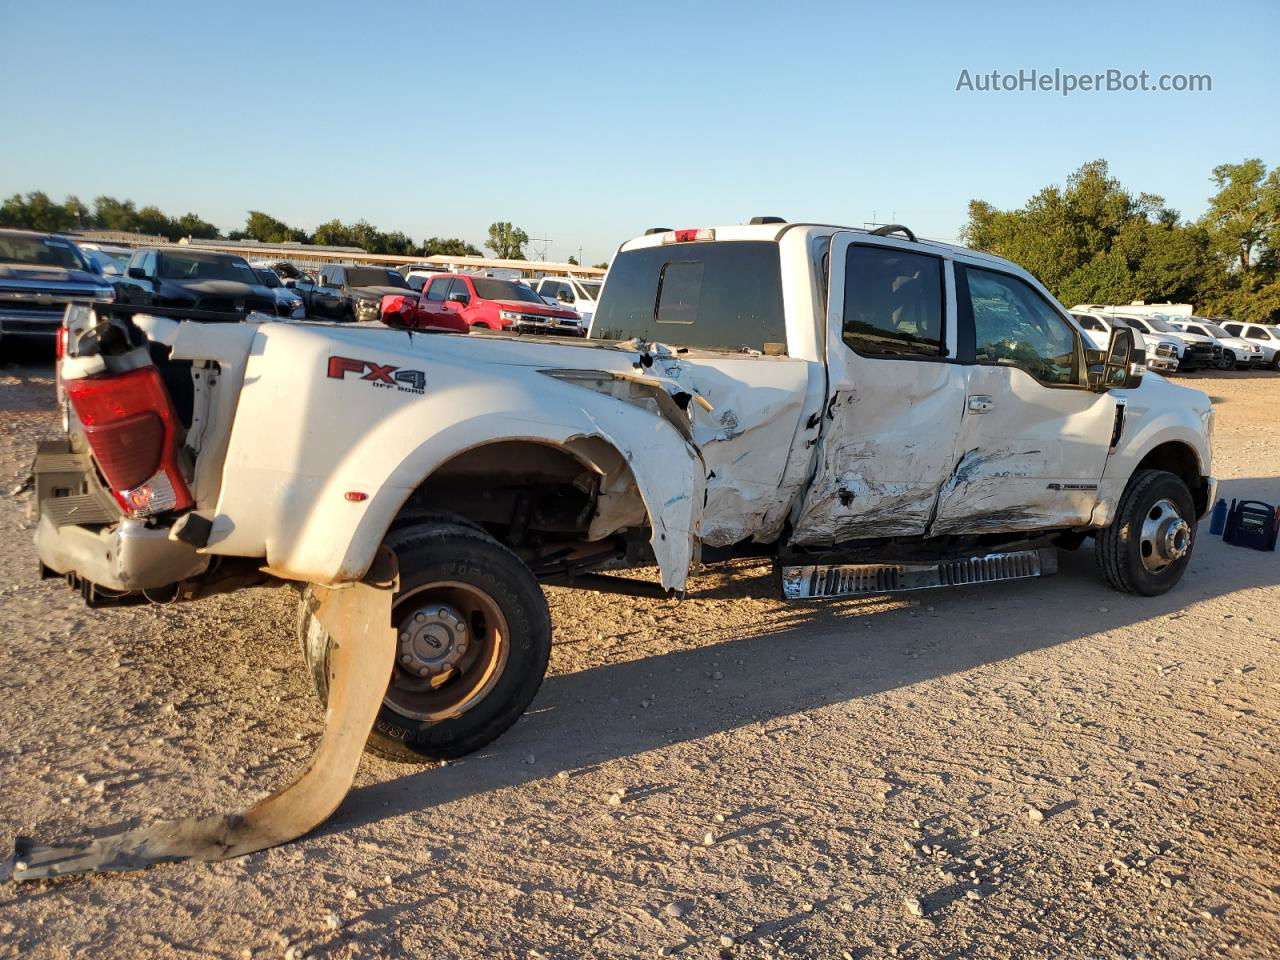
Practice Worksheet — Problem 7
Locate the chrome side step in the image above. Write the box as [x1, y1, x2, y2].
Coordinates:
[780, 547, 1057, 600]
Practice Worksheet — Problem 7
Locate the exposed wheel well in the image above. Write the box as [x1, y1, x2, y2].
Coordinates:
[395, 439, 651, 575]
[1135, 441, 1207, 516]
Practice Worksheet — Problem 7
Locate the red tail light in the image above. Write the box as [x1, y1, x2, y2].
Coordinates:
[63, 367, 193, 518]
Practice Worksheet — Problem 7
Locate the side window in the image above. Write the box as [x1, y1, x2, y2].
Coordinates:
[962, 266, 1080, 386]
[446, 278, 471, 303]
[1223, 323, 1242, 336]
[1073, 313, 1106, 333]
[424, 278, 448, 302]
[330, 267, 345, 287]
[842, 246, 945, 358]
[1247, 325, 1270, 340]
[141, 251, 156, 275]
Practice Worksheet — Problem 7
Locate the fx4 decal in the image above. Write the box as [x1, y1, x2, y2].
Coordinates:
[327, 356, 426, 394]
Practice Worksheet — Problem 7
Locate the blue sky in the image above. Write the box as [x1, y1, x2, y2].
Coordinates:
[2, 0, 1276, 263]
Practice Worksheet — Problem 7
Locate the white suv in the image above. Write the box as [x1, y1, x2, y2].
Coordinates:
[1169, 318, 1265, 369]
[1222, 321, 1280, 370]
[531, 276, 603, 325]
[1072, 312, 1180, 373]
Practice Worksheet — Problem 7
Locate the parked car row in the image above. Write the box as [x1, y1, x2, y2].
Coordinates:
[4, 228, 1277, 374]
[1071, 307, 1280, 374]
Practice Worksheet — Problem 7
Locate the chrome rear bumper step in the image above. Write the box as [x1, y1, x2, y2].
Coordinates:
[780, 547, 1057, 600]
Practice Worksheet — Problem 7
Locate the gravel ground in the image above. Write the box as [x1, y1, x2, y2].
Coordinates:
[0, 353, 1276, 959]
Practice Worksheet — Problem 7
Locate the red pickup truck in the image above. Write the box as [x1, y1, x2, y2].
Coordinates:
[383, 273, 585, 336]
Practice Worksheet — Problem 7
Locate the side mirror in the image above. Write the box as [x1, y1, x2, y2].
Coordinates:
[127, 266, 147, 280]
[1089, 326, 1144, 391]
[448, 291, 470, 305]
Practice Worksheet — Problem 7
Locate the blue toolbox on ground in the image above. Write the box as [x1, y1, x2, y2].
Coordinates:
[1221, 499, 1278, 552]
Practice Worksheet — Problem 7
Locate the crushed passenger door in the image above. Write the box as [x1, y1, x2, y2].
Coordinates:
[791, 233, 968, 542]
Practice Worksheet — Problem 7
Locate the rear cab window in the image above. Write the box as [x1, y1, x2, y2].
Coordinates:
[592, 241, 786, 353]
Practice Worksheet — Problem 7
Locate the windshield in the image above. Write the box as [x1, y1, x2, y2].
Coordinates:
[577, 280, 602, 300]
[254, 269, 282, 288]
[157, 252, 261, 283]
[0, 234, 88, 270]
[473, 277, 545, 303]
[1198, 322, 1230, 338]
[1143, 315, 1179, 333]
[86, 249, 124, 276]
[346, 267, 408, 288]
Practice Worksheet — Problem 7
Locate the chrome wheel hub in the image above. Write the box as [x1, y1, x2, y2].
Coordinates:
[397, 604, 469, 679]
[1140, 498, 1190, 573]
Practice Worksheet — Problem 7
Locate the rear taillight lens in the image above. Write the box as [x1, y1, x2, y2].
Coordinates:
[63, 367, 193, 518]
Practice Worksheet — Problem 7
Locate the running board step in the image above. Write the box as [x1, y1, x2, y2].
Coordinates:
[780, 547, 1057, 600]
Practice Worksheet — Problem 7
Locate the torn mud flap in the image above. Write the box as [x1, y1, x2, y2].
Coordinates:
[5, 547, 399, 882]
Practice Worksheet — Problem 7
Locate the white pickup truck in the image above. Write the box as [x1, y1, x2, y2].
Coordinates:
[35, 221, 1216, 766]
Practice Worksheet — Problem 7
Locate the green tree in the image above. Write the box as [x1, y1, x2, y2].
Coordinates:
[243, 210, 306, 244]
[485, 222, 529, 260]
[93, 196, 142, 233]
[962, 160, 1221, 311]
[0, 191, 83, 232]
[419, 236, 482, 257]
[1200, 159, 1280, 275]
[136, 205, 178, 240]
[174, 212, 221, 239]
[311, 218, 356, 248]
[1193, 160, 1280, 322]
[592, 261, 609, 270]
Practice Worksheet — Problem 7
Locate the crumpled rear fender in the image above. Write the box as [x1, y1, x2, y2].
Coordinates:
[203, 324, 704, 591]
[331, 401, 705, 591]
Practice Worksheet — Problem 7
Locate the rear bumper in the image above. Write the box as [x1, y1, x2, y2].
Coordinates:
[36, 514, 209, 592]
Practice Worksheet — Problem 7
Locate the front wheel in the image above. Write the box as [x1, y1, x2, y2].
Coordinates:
[1094, 469, 1196, 596]
[1215, 350, 1235, 370]
[300, 521, 551, 763]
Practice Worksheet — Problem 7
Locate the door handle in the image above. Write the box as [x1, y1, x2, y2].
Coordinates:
[967, 395, 994, 413]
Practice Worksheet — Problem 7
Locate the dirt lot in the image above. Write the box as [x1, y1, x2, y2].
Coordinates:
[0, 355, 1276, 959]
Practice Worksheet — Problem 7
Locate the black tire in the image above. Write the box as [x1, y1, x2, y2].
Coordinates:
[1094, 469, 1196, 596]
[1271, 353, 1280, 372]
[300, 521, 551, 763]
[1215, 350, 1234, 370]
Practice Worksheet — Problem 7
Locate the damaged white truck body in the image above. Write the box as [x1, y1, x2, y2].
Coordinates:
[18, 220, 1214, 878]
